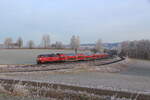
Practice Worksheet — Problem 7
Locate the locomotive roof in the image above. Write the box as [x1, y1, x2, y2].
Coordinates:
[38, 54, 57, 57]
[65, 53, 76, 56]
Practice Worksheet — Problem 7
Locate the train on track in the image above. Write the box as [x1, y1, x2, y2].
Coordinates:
[37, 53, 110, 64]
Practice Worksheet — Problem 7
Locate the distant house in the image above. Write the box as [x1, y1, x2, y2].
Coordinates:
[9, 43, 19, 48]
[2, 43, 19, 48]
[80, 44, 95, 50]
[0, 44, 5, 48]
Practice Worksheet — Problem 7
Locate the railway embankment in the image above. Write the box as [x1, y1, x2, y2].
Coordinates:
[0, 57, 127, 73]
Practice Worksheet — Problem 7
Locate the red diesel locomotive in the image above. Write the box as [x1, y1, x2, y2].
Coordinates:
[37, 53, 109, 64]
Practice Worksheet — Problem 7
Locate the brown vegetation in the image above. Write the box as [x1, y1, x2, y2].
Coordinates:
[120, 40, 150, 60]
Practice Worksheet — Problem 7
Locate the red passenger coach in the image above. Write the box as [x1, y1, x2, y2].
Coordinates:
[65, 53, 77, 61]
[76, 54, 86, 61]
[84, 53, 94, 60]
[37, 53, 109, 64]
[56, 53, 67, 61]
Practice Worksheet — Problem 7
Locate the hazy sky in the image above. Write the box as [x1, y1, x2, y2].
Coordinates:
[0, 0, 150, 44]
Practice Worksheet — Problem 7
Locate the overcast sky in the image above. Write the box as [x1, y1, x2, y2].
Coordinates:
[0, 0, 150, 44]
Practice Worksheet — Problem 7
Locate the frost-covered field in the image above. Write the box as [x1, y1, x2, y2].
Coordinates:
[0, 49, 89, 64]
[0, 59, 150, 99]
[121, 59, 150, 77]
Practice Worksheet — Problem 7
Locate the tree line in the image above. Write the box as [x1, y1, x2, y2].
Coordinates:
[3, 34, 62, 49]
[120, 40, 150, 60]
[2, 35, 104, 54]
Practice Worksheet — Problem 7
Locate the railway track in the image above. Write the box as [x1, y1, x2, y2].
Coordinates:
[0, 57, 125, 73]
[95, 57, 125, 66]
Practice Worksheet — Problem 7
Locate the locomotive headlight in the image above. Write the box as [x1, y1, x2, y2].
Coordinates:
[37, 58, 42, 61]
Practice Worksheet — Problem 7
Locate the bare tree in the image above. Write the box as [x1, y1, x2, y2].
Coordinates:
[27, 40, 35, 49]
[41, 34, 50, 48]
[95, 39, 103, 53]
[70, 35, 80, 54]
[4, 37, 13, 48]
[17, 37, 23, 48]
[70, 35, 76, 49]
[55, 41, 64, 49]
[76, 36, 80, 48]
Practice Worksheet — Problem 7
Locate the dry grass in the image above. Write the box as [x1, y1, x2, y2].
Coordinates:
[0, 79, 149, 100]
